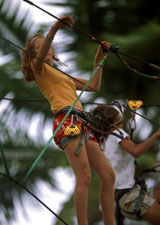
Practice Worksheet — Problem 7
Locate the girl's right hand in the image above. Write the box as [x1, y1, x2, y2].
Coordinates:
[56, 16, 74, 29]
[94, 41, 111, 64]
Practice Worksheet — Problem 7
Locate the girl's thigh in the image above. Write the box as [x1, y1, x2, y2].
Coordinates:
[85, 140, 115, 179]
[64, 137, 91, 180]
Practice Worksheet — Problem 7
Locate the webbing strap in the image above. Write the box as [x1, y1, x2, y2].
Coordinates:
[134, 190, 145, 218]
[74, 129, 85, 155]
[61, 130, 89, 155]
[61, 135, 78, 148]
[22, 55, 107, 183]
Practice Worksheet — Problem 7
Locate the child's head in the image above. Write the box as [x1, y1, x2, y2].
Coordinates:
[21, 33, 62, 82]
[90, 104, 121, 140]
[90, 104, 120, 125]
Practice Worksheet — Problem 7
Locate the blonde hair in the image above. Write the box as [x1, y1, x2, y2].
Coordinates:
[21, 33, 64, 82]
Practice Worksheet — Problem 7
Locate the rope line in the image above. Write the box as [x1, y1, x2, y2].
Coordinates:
[0, 172, 69, 225]
[115, 52, 160, 80]
[22, 55, 107, 182]
[0, 36, 109, 96]
[0, 37, 159, 127]
[0, 139, 69, 224]
[1, 97, 160, 108]
[22, 0, 160, 78]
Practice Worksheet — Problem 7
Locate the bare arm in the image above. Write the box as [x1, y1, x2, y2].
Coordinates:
[119, 129, 160, 158]
[75, 41, 110, 91]
[34, 16, 74, 69]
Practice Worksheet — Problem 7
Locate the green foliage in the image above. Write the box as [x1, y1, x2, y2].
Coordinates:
[0, 0, 160, 224]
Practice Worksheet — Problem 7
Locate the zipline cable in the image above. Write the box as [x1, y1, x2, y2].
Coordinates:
[1, 97, 160, 108]
[23, 0, 160, 77]
[0, 172, 69, 225]
[0, 141, 69, 224]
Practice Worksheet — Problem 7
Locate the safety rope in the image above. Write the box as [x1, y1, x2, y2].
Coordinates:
[0, 142, 69, 224]
[0, 172, 69, 225]
[115, 51, 160, 80]
[1, 97, 160, 108]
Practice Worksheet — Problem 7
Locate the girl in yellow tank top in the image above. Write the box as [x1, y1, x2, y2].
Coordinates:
[21, 15, 115, 225]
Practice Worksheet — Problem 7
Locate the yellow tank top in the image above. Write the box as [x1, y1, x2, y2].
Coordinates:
[31, 62, 82, 113]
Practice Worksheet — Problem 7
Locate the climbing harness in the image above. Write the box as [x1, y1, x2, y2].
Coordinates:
[75, 111, 124, 143]
[115, 164, 147, 220]
[54, 107, 88, 155]
[54, 106, 123, 154]
[114, 99, 153, 219]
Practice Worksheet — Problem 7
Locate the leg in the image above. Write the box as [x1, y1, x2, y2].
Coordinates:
[64, 137, 91, 225]
[153, 186, 160, 203]
[86, 140, 116, 225]
[142, 202, 160, 225]
[115, 202, 124, 225]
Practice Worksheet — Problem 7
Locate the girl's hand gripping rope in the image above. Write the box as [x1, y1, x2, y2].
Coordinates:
[94, 41, 110, 66]
[55, 16, 75, 29]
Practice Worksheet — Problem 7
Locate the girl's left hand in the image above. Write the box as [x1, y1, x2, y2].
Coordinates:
[94, 41, 110, 64]
[55, 16, 75, 29]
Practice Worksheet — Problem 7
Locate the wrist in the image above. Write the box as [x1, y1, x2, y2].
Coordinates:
[53, 22, 61, 30]
[46, 35, 53, 42]
[94, 63, 103, 68]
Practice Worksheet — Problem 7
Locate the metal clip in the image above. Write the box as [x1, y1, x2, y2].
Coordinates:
[128, 100, 143, 111]
[64, 115, 80, 136]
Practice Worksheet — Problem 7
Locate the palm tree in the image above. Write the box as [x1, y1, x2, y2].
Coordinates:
[1, 0, 160, 224]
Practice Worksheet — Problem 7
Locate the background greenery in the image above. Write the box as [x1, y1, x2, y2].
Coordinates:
[0, 0, 160, 224]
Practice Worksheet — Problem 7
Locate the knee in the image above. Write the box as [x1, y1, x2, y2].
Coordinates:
[106, 168, 115, 184]
[101, 167, 115, 186]
[76, 171, 91, 188]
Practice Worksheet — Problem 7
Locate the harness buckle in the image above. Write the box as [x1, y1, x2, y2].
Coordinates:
[128, 100, 143, 111]
[64, 125, 81, 136]
[64, 115, 81, 136]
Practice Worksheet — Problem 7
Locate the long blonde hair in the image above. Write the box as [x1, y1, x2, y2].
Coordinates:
[21, 33, 64, 82]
